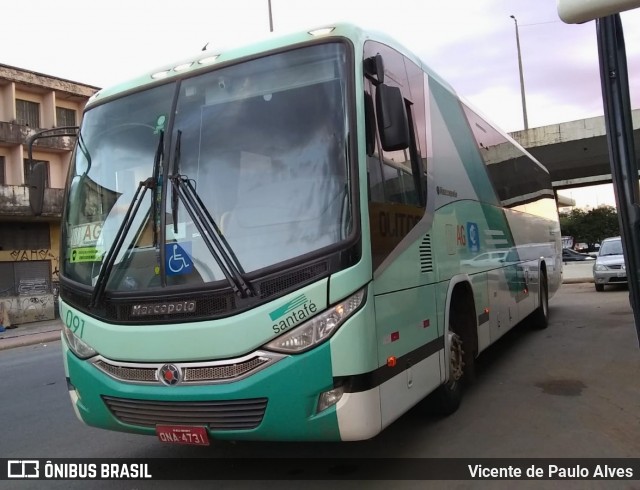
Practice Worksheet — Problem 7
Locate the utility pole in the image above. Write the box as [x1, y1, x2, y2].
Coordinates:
[510, 15, 529, 130]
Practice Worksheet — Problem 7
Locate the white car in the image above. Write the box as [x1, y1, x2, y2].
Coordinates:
[461, 251, 508, 268]
[593, 237, 626, 291]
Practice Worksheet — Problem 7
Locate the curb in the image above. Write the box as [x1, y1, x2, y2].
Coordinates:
[0, 330, 61, 351]
[563, 278, 594, 284]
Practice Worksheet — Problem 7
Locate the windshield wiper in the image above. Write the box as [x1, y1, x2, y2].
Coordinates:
[169, 172, 254, 298]
[89, 131, 164, 308]
[151, 130, 164, 247]
[168, 130, 252, 298]
[171, 130, 181, 234]
[90, 178, 155, 308]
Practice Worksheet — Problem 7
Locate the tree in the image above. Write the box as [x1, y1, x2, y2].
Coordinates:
[559, 208, 586, 241]
[559, 205, 619, 248]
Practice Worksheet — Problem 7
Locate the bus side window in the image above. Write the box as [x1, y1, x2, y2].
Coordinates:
[364, 45, 426, 210]
[367, 156, 385, 202]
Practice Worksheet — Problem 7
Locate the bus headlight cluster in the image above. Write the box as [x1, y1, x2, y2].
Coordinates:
[63, 327, 97, 359]
[265, 289, 365, 354]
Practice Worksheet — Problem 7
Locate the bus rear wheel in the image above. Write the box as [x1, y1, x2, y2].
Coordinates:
[531, 271, 549, 329]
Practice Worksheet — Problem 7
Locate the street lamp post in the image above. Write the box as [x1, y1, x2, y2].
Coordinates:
[268, 0, 274, 32]
[510, 15, 529, 130]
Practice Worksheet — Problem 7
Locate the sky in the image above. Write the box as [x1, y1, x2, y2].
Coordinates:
[2, 0, 638, 208]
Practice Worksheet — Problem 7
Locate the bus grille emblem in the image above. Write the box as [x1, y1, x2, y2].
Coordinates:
[159, 364, 181, 386]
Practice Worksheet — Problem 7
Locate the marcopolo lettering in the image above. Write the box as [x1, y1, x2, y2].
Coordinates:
[131, 301, 197, 317]
[436, 186, 458, 198]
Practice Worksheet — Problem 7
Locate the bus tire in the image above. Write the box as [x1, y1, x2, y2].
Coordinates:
[430, 292, 476, 416]
[531, 270, 549, 329]
[430, 330, 463, 416]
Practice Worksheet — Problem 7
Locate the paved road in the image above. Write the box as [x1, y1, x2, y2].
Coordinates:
[1, 283, 638, 488]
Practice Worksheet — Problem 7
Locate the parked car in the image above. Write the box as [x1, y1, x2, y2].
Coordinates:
[562, 248, 595, 262]
[574, 243, 589, 253]
[461, 251, 509, 268]
[593, 236, 626, 292]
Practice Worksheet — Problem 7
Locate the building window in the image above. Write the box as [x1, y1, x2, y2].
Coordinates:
[23, 159, 49, 188]
[0, 261, 51, 296]
[0, 156, 5, 185]
[16, 99, 41, 128]
[0, 222, 50, 251]
[56, 107, 76, 127]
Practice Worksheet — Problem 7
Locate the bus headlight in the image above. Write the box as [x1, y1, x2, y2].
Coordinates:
[265, 288, 365, 354]
[63, 327, 97, 359]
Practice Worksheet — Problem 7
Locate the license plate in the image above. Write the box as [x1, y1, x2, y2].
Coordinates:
[156, 425, 210, 446]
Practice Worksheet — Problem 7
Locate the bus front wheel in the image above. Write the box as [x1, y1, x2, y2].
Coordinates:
[430, 295, 476, 416]
[431, 331, 464, 415]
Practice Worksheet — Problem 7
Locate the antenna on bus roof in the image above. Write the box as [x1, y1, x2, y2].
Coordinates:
[202, 42, 209, 52]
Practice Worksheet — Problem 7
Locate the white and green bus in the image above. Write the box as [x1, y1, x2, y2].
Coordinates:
[58, 23, 561, 444]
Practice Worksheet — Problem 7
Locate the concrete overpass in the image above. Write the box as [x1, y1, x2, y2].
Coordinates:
[509, 109, 640, 190]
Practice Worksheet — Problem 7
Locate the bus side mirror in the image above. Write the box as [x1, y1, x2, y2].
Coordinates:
[26, 127, 78, 216]
[364, 54, 385, 84]
[29, 161, 46, 216]
[375, 83, 410, 151]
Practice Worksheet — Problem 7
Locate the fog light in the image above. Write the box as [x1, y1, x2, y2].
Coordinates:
[317, 386, 344, 413]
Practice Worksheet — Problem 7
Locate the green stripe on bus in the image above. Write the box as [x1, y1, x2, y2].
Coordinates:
[269, 294, 308, 321]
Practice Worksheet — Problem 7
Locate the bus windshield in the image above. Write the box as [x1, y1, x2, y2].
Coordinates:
[62, 42, 351, 293]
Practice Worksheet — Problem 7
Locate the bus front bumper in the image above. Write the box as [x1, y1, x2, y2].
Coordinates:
[63, 338, 348, 442]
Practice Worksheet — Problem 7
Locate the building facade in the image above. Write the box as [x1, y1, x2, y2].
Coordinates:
[0, 64, 98, 324]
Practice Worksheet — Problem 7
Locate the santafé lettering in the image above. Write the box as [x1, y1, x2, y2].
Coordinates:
[272, 301, 318, 333]
[131, 301, 196, 317]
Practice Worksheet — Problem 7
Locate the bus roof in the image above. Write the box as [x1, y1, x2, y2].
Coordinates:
[85, 22, 453, 109]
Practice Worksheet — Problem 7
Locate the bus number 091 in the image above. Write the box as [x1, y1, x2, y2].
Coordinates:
[65, 310, 85, 337]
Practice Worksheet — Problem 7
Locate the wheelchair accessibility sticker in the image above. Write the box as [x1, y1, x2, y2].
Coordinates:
[166, 242, 193, 276]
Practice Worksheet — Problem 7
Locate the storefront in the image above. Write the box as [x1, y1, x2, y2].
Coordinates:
[0, 222, 59, 325]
